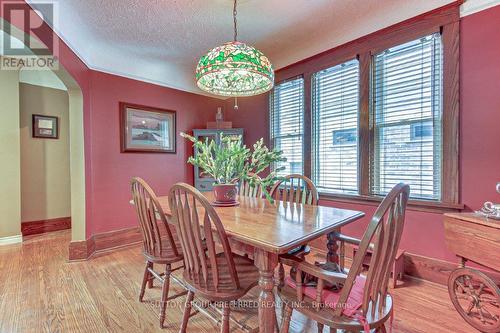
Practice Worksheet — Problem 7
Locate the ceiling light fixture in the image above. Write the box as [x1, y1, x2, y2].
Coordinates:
[195, 0, 274, 98]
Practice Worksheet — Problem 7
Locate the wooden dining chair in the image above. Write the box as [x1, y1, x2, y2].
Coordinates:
[270, 174, 319, 288]
[168, 183, 260, 333]
[130, 177, 187, 328]
[238, 172, 262, 198]
[269, 174, 319, 205]
[278, 183, 410, 333]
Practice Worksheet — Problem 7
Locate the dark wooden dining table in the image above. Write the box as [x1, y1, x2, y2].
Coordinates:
[153, 192, 365, 333]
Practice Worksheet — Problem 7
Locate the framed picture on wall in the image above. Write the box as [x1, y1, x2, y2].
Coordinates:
[120, 102, 176, 153]
[32, 114, 59, 139]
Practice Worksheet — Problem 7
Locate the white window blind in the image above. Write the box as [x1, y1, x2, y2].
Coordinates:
[312, 59, 360, 194]
[270, 77, 304, 176]
[372, 33, 443, 200]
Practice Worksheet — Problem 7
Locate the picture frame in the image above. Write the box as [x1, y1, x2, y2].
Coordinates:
[32, 114, 59, 139]
[119, 102, 176, 153]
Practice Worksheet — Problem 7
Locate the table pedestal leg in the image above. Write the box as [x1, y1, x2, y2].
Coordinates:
[319, 230, 342, 272]
[254, 248, 278, 333]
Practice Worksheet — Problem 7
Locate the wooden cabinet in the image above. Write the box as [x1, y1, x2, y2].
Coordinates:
[444, 213, 500, 271]
[192, 128, 244, 192]
[443, 213, 500, 333]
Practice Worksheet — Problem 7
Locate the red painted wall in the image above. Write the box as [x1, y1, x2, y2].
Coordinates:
[3, 1, 499, 252]
[1, 0, 224, 239]
[224, 96, 269, 146]
[460, 5, 500, 211]
[229, 5, 500, 262]
[87, 71, 222, 236]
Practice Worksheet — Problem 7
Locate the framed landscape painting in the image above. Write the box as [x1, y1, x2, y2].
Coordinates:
[120, 102, 176, 153]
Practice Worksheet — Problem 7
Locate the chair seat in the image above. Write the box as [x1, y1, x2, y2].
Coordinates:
[279, 275, 392, 330]
[285, 275, 365, 315]
[143, 227, 184, 264]
[182, 252, 260, 302]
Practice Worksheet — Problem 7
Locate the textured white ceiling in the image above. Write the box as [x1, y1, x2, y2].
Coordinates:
[27, 0, 455, 97]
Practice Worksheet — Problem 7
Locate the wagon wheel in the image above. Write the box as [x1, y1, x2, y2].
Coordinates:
[448, 268, 500, 333]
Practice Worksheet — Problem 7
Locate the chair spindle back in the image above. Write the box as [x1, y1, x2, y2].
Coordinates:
[131, 177, 180, 258]
[239, 173, 262, 198]
[334, 183, 410, 317]
[169, 183, 240, 291]
[270, 174, 318, 205]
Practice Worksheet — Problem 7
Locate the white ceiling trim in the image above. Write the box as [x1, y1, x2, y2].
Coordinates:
[87, 64, 222, 99]
[460, 0, 500, 16]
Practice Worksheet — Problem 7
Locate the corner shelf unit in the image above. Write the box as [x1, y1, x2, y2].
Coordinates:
[192, 128, 244, 192]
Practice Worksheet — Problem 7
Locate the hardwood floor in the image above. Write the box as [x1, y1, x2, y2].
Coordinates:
[0, 230, 476, 333]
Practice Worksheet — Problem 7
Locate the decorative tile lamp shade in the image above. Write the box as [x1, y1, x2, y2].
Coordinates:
[195, 41, 274, 97]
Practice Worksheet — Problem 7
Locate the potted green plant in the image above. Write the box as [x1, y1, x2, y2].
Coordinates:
[181, 132, 285, 205]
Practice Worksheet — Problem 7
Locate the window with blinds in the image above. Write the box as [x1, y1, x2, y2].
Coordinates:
[372, 33, 443, 200]
[270, 77, 304, 176]
[312, 59, 360, 194]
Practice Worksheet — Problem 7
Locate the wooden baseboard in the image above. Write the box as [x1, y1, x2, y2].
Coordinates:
[403, 253, 457, 285]
[68, 239, 94, 261]
[68, 226, 142, 261]
[21, 217, 71, 236]
[403, 252, 500, 286]
[311, 243, 500, 286]
[69, 227, 499, 287]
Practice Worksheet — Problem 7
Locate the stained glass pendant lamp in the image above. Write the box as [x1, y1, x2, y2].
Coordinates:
[195, 0, 274, 97]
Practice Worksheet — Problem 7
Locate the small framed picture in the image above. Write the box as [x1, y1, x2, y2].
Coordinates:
[120, 102, 176, 153]
[32, 114, 59, 139]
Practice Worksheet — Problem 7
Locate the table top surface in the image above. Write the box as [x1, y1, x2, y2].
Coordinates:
[155, 192, 365, 254]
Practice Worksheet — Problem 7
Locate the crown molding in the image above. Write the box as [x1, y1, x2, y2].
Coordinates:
[87, 65, 226, 100]
[460, 0, 500, 16]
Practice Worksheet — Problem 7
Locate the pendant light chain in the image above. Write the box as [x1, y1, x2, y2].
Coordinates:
[233, 0, 238, 42]
[233, 0, 238, 110]
[233, 0, 238, 108]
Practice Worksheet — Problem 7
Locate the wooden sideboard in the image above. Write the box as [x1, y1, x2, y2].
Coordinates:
[443, 213, 500, 333]
[443, 213, 500, 270]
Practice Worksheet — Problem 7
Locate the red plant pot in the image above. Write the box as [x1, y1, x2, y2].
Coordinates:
[213, 184, 238, 204]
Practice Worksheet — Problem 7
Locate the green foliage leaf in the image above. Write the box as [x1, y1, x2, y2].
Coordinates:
[180, 132, 286, 202]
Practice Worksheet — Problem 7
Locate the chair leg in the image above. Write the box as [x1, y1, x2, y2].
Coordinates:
[392, 250, 405, 289]
[180, 290, 194, 333]
[280, 301, 286, 322]
[278, 263, 285, 290]
[221, 302, 230, 333]
[274, 307, 280, 333]
[274, 299, 286, 333]
[148, 262, 154, 288]
[139, 261, 152, 302]
[159, 264, 171, 328]
[377, 324, 387, 332]
[280, 304, 293, 333]
[329, 328, 337, 333]
[317, 322, 324, 333]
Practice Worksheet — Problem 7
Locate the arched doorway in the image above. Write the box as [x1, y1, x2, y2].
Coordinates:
[0, 18, 86, 243]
